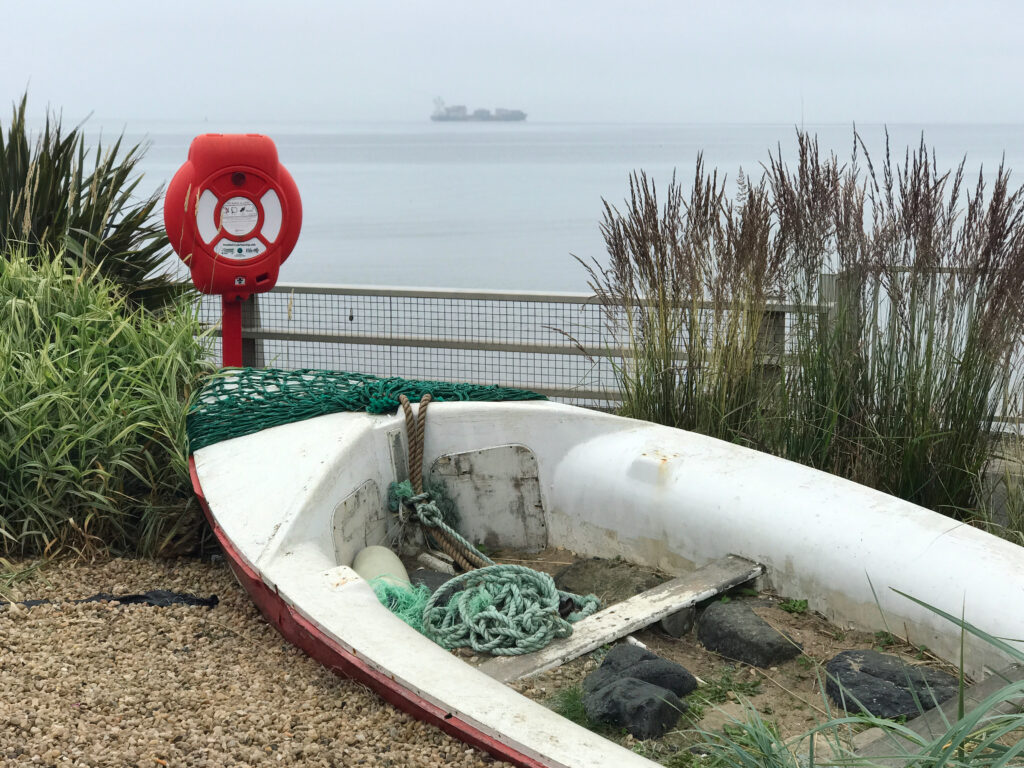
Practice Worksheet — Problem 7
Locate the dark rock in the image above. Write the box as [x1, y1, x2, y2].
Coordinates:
[591, 658, 698, 699]
[660, 606, 696, 637]
[629, 659, 699, 698]
[697, 600, 802, 667]
[825, 649, 959, 718]
[554, 558, 666, 606]
[583, 644, 698, 698]
[592, 643, 657, 674]
[583, 677, 687, 739]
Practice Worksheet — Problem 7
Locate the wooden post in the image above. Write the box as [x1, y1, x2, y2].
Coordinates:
[818, 272, 838, 330]
[755, 300, 787, 390]
[240, 294, 264, 368]
[220, 297, 243, 368]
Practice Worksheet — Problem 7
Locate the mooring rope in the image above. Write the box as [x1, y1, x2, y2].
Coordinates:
[391, 394, 600, 655]
[397, 394, 489, 570]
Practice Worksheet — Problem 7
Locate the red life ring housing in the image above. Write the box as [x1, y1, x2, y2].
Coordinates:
[164, 133, 301, 300]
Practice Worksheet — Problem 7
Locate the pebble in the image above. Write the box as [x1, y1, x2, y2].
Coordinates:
[0, 557, 509, 767]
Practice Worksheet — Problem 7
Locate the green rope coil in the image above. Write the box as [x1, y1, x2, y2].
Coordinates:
[422, 565, 600, 656]
[187, 367, 546, 453]
[389, 481, 601, 655]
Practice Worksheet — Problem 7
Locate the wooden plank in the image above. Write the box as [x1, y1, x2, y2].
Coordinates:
[478, 555, 764, 684]
[854, 662, 1024, 764]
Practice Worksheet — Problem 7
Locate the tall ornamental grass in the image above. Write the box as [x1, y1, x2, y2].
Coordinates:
[0, 250, 213, 557]
[0, 93, 183, 310]
[582, 132, 1024, 522]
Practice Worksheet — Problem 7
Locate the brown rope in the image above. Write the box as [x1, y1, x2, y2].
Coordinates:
[397, 393, 490, 571]
[399, 394, 429, 493]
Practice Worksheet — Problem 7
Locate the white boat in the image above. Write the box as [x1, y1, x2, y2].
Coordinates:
[189, 399, 1024, 768]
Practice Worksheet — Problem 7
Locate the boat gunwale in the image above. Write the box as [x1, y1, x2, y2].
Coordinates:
[188, 456, 550, 768]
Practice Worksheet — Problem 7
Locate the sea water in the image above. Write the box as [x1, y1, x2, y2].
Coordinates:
[105, 121, 1024, 292]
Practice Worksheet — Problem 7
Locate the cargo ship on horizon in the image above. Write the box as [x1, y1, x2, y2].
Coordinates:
[431, 98, 526, 122]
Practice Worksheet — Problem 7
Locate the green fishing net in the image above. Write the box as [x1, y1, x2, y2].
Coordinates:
[186, 367, 546, 453]
[369, 578, 432, 634]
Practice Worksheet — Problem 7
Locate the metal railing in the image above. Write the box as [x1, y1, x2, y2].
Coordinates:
[198, 283, 625, 405]
[196, 281, 1023, 419]
[196, 284, 801, 406]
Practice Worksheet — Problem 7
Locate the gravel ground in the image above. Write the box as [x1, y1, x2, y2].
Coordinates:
[0, 557, 507, 768]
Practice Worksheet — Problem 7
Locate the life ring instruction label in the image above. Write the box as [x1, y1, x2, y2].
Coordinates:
[215, 237, 266, 260]
[219, 196, 259, 236]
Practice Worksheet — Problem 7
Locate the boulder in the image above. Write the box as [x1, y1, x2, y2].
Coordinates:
[582, 677, 687, 739]
[825, 649, 959, 718]
[583, 644, 697, 698]
[697, 600, 802, 667]
[589, 643, 656, 674]
[660, 606, 697, 637]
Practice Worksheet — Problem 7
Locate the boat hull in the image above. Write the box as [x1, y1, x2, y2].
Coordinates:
[190, 400, 1024, 767]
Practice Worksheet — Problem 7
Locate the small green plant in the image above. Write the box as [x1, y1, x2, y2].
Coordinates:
[0, 558, 47, 600]
[779, 598, 808, 615]
[697, 705, 800, 768]
[796, 655, 815, 670]
[874, 630, 898, 649]
[548, 685, 591, 728]
[692, 667, 762, 706]
[683, 699, 706, 723]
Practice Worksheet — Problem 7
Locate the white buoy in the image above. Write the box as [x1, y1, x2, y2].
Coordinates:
[352, 545, 410, 586]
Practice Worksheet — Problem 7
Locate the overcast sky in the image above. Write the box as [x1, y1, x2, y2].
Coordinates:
[4, 1, 1023, 126]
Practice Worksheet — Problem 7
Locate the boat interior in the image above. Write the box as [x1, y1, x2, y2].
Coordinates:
[195, 400, 1024, 679]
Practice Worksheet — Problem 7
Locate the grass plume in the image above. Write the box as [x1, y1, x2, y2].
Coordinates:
[580, 130, 1024, 526]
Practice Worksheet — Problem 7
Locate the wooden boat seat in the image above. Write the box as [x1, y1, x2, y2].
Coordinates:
[478, 554, 764, 683]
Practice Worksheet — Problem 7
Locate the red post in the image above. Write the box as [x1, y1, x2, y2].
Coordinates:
[163, 134, 301, 370]
[221, 296, 243, 367]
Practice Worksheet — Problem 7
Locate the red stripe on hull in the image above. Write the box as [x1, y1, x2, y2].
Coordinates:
[188, 456, 545, 768]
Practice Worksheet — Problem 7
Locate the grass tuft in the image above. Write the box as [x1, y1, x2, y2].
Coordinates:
[0, 249, 213, 557]
[549, 684, 592, 728]
[0, 93, 186, 311]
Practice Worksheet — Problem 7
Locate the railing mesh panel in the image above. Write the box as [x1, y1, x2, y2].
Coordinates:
[198, 286, 621, 406]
